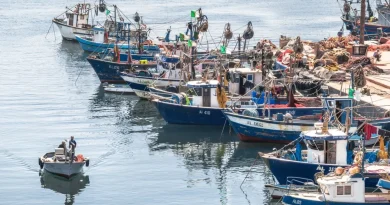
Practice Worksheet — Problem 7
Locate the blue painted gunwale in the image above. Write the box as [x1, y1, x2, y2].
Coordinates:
[261, 154, 381, 188]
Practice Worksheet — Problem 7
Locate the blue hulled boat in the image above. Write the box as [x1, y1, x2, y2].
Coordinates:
[120, 55, 183, 99]
[224, 95, 390, 143]
[153, 78, 324, 126]
[87, 52, 156, 83]
[75, 32, 160, 53]
[260, 117, 390, 188]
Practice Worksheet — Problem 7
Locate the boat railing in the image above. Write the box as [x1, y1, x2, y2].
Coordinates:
[286, 177, 318, 195]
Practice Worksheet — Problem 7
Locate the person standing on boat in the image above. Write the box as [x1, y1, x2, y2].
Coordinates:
[69, 136, 77, 160]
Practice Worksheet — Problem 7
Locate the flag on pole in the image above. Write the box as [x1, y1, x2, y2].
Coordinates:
[105, 9, 111, 16]
[220, 45, 226, 54]
[191, 10, 196, 18]
[188, 40, 192, 47]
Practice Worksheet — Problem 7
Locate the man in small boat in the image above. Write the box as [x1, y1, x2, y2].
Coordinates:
[58, 141, 67, 155]
[69, 136, 77, 160]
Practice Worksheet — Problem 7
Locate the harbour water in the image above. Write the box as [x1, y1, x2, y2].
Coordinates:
[0, 0, 341, 204]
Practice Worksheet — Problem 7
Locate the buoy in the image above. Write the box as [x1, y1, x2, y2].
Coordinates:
[86, 159, 90, 167]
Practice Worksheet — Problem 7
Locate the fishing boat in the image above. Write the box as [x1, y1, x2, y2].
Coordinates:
[52, 3, 94, 40]
[120, 55, 183, 99]
[103, 83, 134, 94]
[38, 147, 90, 178]
[265, 177, 319, 199]
[282, 169, 390, 204]
[340, 0, 390, 35]
[260, 117, 390, 188]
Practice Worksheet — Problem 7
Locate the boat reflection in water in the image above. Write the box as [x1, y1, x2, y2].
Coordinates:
[40, 171, 90, 205]
[150, 124, 282, 204]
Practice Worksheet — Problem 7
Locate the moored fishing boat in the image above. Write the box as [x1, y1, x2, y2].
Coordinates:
[103, 83, 134, 94]
[282, 168, 390, 205]
[260, 117, 390, 188]
[52, 3, 93, 40]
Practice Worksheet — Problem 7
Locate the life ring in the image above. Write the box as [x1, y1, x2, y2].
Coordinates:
[384, 110, 390, 118]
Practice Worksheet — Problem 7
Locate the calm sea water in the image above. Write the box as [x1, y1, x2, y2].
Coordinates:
[0, 0, 341, 204]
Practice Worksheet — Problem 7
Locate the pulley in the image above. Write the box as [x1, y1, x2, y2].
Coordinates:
[343, 1, 351, 13]
[242, 21, 254, 40]
[198, 15, 208, 32]
[134, 12, 140, 23]
[224, 23, 233, 40]
[98, 0, 106, 12]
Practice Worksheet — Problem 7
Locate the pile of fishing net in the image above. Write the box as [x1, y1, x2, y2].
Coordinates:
[368, 37, 390, 51]
[367, 44, 390, 51]
[319, 35, 358, 49]
[345, 56, 372, 69]
[321, 48, 350, 64]
[313, 58, 339, 71]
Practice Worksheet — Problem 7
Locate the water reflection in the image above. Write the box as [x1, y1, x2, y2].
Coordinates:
[40, 172, 90, 205]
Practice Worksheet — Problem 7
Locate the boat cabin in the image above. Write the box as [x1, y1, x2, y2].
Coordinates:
[322, 97, 354, 126]
[92, 27, 105, 43]
[302, 129, 350, 165]
[65, 3, 91, 28]
[187, 80, 219, 107]
[227, 67, 262, 96]
[317, 174, 366, 203]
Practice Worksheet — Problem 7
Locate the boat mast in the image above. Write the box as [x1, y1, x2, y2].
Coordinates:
[113, 4, 117, 34]
[360, 0, 366, 44]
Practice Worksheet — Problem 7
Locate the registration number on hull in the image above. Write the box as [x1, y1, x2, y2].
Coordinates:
[246, 121, 263, 127]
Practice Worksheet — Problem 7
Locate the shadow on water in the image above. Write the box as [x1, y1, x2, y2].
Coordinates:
[40, 172, 90, 205]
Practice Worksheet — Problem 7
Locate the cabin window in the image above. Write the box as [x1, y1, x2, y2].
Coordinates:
[306, 140, 324, 150]
[192, 88, 202, 96]
[344, 185, 351, 195]
[327, 100, 335, 108]
[336, 185, 352, 195]
[336, 186, 343, 195]
[247, 74, 253, 81]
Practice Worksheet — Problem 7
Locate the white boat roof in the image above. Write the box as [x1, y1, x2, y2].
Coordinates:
[301, 129, 348, 141]
[317, 175, 357, 185]
[228, 67, 262, 74]
[187, 80, 219, 88]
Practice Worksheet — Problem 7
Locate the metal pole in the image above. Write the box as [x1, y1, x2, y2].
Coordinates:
[360, 0, 366, 44]
[238, 34, 241, 58]
[114, 5, 117, 32]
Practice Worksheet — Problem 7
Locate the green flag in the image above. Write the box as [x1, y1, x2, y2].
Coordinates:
[179, 33, 184, 41]
[105, 9, 111, 16]
[191, 10, 196, 18]
[220, 45, 226, 54]
[348, 88, 355, 98]
[188, 40, 192, 47]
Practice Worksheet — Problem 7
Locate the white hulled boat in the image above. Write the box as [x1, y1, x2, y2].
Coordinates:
[39, 147, 89, 178]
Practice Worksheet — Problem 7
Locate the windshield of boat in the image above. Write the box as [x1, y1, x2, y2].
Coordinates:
[306, 140, 324, 150]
